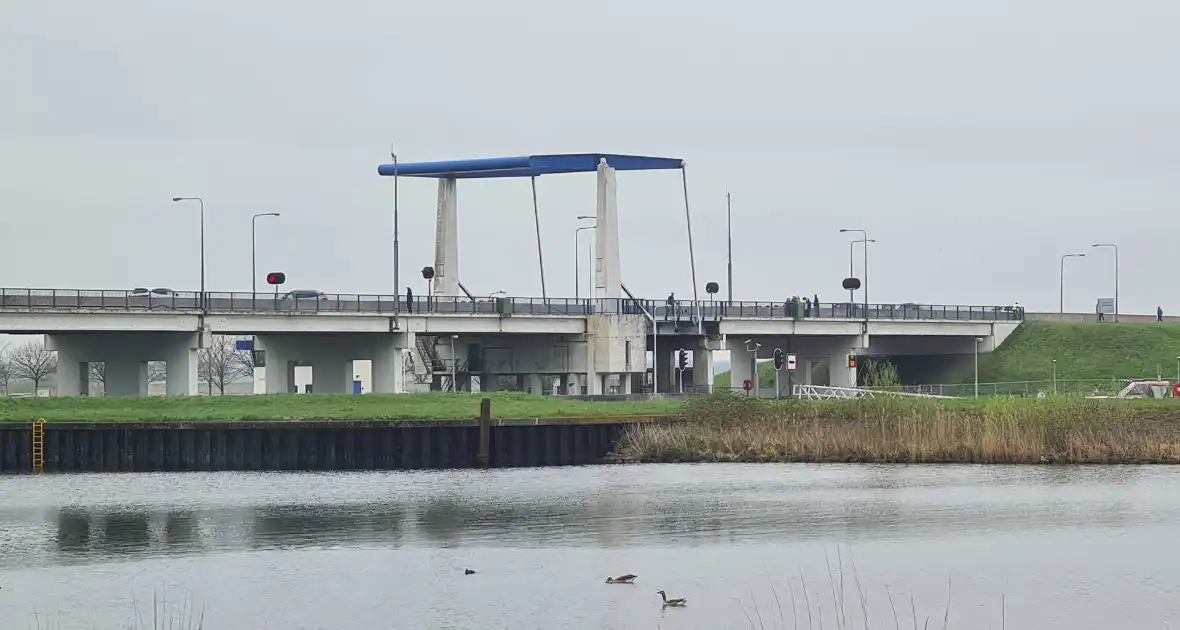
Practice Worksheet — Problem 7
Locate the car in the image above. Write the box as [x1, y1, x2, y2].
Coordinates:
[130, 287, 174, 296]
[280, 290, 327, 300]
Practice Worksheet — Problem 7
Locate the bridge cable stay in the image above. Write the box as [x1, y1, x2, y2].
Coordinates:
[678, 165, 702, 334]
[530, 176, 547, 301]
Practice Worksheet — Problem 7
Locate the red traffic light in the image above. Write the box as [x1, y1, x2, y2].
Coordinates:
[266, 272, 286, 285]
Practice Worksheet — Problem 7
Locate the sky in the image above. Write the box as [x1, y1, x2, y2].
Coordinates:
[2, 0, 1178, 314]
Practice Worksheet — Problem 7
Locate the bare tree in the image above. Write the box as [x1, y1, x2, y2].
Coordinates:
[0, 343, 11, 394]
[198, 336, 253, 395]
[9, 339, 58, 391]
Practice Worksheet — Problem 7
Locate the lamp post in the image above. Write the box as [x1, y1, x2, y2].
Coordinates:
[171, 197, 205, 309]
[251, 212, 280, 294]
[726, 190, 733, 303]
[974, 337, 983, 398]
[575, 216, 595, 298]
[1059, 253, 1086, 314]
[1091, 243, 1119, 322]
[1052, 359, 1058, 394]
[839, 229, 867, 308]
[450, 334, 459, 392]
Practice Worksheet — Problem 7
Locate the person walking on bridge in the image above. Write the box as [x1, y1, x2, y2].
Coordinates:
[406, 287, 414, 314]
[665, 293, 675, 321]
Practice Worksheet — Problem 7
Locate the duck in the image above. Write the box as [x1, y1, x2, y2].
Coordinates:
[605, 574, 638, 584]
[464, 568, 476, 575]
[657, 590, 687, 607]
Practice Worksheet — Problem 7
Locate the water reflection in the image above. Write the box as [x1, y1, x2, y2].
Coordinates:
[0, 464, 1166, 569]
[1, 465, 1178, 630]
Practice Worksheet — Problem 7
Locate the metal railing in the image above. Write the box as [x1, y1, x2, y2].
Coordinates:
[891, 378, 1127, 398]
[0, 288, 1021, 322]
[793, 384, 951, 400]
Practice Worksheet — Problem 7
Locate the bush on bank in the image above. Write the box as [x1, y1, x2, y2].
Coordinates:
[617, 392, 1180, 464]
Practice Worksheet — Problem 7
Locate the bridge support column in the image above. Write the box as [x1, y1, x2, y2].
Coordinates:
[52, 351, 88, 397]
[727, 341, 755, 395]
[371, 334, 410, 394]
[521, 374, 545, 395]
[433, 177, 460, 297]
[692, 348, 713, 394]
[310, 359, 351, 394]
[828, 338, 868, 389]
[106, 361, 149, 396]
[164, 336, 199, 396]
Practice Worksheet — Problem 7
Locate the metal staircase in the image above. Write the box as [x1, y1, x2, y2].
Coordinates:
[440, 358, 471, 392]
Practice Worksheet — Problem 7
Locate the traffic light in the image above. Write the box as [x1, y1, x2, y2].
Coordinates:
[773, 348, 785, 371]
[678, 349, 688, 371]
[266, 272, 286, 286]
[847, 354, 857, 369]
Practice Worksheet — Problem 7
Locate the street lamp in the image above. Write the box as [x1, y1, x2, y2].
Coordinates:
[575, 216, 596, 298]
[1091, 243, 1119, 322]
[1059, 253, 1086, 314]
[974, 337, 984, 398]
[450, 334, 459, 392]
[839, 229, 867, 307]
[172, 197, 205, 309]
[251, 212, 280, 294]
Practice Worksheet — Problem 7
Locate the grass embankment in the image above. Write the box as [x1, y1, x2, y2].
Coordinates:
[977, 320, 1180, 382]
[0, 392, 680, 423]
[617, 393, 1180, 464]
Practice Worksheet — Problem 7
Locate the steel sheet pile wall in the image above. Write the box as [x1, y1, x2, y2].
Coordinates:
[0, 420, 632, 473]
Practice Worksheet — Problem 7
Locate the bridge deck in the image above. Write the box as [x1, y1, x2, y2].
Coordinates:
[0, 289, 1022, 323]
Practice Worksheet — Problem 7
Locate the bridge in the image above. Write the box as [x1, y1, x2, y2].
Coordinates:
[0, 150, 1025, 397]
[0, 287, 1021, 397]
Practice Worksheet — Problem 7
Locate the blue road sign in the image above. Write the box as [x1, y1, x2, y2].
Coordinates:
[235, 339, 254, 351]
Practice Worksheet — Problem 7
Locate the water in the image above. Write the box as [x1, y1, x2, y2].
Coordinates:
[1, 464, 1178, 629]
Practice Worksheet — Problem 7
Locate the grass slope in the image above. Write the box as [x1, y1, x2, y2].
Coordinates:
[0, 392, 680, 423]
[978, 321, 1180, 383]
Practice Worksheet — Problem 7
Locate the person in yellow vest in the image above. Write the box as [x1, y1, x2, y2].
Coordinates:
[1012, 301, 1022, 319]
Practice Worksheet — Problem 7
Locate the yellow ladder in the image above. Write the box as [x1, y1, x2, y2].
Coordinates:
[31, 418, 45, 473]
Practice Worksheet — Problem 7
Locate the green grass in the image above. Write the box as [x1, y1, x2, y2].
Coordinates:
[978, 321, 1180, 382]
[0, 392, 681, 423]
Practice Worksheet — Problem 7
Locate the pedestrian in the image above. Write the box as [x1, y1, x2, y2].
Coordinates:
[1158, 306, 1164, 322]
[803, 296, 812, 317]
[665, 293, 675, 321]
[406, 287, 413, 314]
[1096, 299, 1104, 322]
[813, 294, 820, 317]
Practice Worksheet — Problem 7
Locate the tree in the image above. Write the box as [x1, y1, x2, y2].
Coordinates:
[198, 336, 253, 395]
[0, 343, 11, 394]
[9, 339, 58, 391]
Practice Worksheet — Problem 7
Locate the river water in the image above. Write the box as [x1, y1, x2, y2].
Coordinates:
[0, 464, 1177, 629]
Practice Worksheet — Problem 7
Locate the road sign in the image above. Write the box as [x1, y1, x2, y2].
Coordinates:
[787, 353, 797, 372]
[1097, 297, 1114, 314]
[235, 339, 253, 351]
[773, 348, 785, 371]
[742, 379, 753, 393]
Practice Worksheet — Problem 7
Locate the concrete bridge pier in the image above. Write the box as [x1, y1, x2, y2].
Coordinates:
[47, 332, 201, 396]
[828, 334, 869, 388]
[254, 333, 410, 394]
[726, 338, 757, 394]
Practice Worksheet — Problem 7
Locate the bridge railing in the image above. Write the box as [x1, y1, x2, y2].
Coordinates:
[0, 289, 1019, 321]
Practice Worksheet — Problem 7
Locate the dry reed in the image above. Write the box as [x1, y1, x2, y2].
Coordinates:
[617, 393, 1180, 464]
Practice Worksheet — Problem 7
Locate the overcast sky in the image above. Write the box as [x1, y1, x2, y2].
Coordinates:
[2, 0, 1178, 314]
